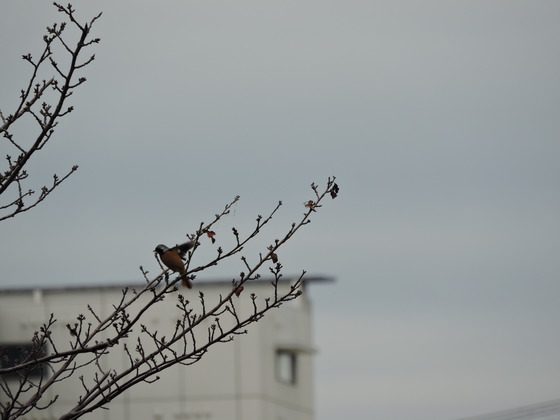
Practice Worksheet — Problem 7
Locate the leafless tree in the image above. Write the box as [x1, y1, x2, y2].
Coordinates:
[0, 177, 339, 419]
[0, 3, 101, 222]
[0, 4, 340, 419]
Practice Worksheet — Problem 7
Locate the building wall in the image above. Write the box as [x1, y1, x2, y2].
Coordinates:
[0, 278, 318, 420]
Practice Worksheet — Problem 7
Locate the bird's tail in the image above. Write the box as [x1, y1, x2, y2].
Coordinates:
[180, 275, 192, 289]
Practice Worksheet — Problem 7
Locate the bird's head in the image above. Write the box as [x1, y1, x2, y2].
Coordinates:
[154, 244, 169, 255]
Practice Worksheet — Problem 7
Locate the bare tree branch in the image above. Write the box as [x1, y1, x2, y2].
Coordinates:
[0, 3, 101, 221]
[0, 4, 341, 420]
[1, 176, 339, 420]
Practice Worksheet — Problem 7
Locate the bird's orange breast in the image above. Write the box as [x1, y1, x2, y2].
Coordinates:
[161, 251, 185, 274]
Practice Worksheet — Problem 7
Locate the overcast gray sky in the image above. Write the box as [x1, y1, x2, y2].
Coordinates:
[1, 1, 560, 419]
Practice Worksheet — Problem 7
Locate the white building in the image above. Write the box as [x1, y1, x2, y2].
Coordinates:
[0, 276, 332, 420]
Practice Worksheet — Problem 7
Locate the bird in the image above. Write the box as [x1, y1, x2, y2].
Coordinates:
[154, 241, 195, 288]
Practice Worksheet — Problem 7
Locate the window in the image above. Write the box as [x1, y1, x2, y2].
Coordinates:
[275, 349, 297, 385]
[0, 343, 46, 380]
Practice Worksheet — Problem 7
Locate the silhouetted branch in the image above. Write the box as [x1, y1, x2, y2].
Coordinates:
[0, 2, 101, 222]
[0, 4, 340, 419]
[1, 176, 338, 420]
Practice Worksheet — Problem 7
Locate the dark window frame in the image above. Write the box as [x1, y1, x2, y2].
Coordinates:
[0, 343, 47, 380]
[275, 349, 297, 385]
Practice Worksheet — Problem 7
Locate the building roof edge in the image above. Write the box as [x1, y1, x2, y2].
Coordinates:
[0, 275, 335, 294]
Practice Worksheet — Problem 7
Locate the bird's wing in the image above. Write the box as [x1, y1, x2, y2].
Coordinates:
[173, 241, 195, 259]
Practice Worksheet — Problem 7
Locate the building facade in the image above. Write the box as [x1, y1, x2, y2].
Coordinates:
[0, 276, 331, 420]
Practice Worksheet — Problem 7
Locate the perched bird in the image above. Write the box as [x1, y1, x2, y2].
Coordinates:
[154, 241, 195, 288]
